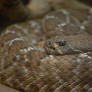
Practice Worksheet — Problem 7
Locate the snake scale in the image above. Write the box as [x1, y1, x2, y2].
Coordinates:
[0, 9, 92, 92]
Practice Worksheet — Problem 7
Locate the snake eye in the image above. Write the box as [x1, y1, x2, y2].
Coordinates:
[58, 40, 66, 46]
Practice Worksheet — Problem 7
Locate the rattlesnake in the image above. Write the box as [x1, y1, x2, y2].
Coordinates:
[0, 9, 92, 92]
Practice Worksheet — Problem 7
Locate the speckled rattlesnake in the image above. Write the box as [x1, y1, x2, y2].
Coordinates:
[0, 9, 92, 92]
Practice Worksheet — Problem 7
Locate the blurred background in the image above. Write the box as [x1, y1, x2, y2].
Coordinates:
[79, 0, 92, 6]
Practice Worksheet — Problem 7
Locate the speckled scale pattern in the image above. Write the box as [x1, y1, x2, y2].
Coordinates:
[44, 34, 92, 55]
[0, 9, 92, 92]
[42, 9, 92, 37]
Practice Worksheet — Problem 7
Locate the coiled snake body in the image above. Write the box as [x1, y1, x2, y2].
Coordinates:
[0, 9, 92, 92]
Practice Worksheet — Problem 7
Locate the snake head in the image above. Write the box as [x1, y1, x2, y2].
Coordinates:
[44, 36, 75, 55]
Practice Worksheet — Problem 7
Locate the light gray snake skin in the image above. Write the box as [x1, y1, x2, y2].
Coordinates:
[0, 9, 92, 92]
